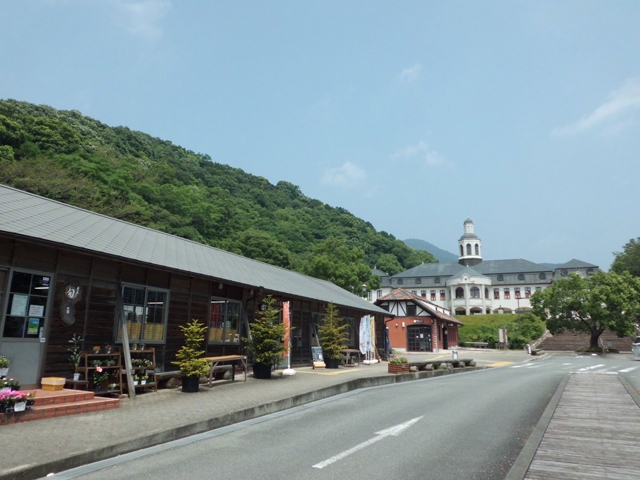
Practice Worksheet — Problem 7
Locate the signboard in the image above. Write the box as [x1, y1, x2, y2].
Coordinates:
[311, 346, 325, 369]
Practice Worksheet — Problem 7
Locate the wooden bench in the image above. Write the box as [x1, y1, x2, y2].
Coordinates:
[531, 349, 545, 356]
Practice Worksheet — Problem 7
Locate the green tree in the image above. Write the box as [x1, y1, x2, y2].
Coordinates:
[611, 237, 640, 278]
[318, 303, 349, 360]
[531, 271, 640, 349]
[226, 229, 292, 268]
[303, 237, 375, 293]
[242, 295, 289, 366]
[375, 253, 403, 276]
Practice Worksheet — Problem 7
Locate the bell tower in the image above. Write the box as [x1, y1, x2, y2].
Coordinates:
[458, 218, 482, 267]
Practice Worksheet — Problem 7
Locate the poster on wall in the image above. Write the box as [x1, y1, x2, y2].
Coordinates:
[27, 318, 40, 335]
[28, 305, 45, 317]
[10, 294, 29, 316]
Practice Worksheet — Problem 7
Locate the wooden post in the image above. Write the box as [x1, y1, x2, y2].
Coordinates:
[116, 284, 136, 399]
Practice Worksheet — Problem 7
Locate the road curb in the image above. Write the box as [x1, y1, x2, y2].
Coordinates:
[4, 366, 483, 480]
[504, 373, 569, 480]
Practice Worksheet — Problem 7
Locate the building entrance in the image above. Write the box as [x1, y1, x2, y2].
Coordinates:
[407, 325, 432, 352]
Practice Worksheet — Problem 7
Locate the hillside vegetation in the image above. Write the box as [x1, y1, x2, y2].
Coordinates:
[0, 99, 435, 289]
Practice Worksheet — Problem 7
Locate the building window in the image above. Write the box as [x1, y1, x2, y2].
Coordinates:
[504, 288, 510, 299]
[434, 277, 441, 284]
[525, 287, 531, 298]
[539, 272, 546, 280]
[397, 278, 404, 285]
[415, 278, 422, 284]
[406, 304, 416, 316]
[411, 290, 417, 295]
[2, 271, 52, 339]
[460, 245, 464, 256]
[377, 290, 382, 299]
[475, 244, 479, 255]
[470, 287, 480, 298]
[440, 290, 446, 300]
[466, 243, 472, 255]
[119, 285, 169, 343]
[497, 274, 504, 281]
[535, 287, 542, 292]
[368, 290, 372, 301]
[455, 287, 464, 299]
[421, 290, 427, 298]
[515, 288, 521, 299]
[209, 298, 242, 344]
[587, 268, 594, 276]
[493, 288, 500, 300]
[430, 290, 436, 301]
[518, 274, 525, 281]
[485, 287, 489, 299]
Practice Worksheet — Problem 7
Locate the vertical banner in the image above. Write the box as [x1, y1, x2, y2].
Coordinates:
[282, 301, 290, 357]
[359, 315, 371, 354]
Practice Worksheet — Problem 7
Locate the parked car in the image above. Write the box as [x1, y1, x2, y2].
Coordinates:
[632, 337, 640, 356]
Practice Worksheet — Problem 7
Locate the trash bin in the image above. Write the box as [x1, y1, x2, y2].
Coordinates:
[452, 350, 458, 360]
[526, 344, 531, 355]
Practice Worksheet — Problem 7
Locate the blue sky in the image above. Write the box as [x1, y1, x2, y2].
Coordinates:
[2, 1, 639, 270]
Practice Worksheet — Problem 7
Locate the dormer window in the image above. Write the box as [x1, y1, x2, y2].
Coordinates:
[518, 274, 525, 281]
[397, 278, 404, 285]
[434, 277, 441, 284]
[497, 274, 504, 281]
[539, 273, 546, 280]
[415, 278, 422, 284]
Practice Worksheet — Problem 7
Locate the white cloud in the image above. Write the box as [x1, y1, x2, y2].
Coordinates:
[397, 64, 422, 83]
[322, 162, 367, 187]
[391, 140, 446, 166]
[553, 77, 640, 136]
[110, 0, 171, 42]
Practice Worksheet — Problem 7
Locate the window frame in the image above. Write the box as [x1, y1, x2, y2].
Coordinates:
[118, 283, 170, 344]
[208, 296, 243, 345]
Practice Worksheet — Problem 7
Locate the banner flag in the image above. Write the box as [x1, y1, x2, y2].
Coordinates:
[282, 301, 290, 357]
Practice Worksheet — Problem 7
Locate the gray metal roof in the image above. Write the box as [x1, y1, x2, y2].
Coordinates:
[555, 258, 598, 269]
[0, 184, 387, 315]
[449, 266, 488, 280]
[394, 262, 467, 278]
[474, 259, 551, 275]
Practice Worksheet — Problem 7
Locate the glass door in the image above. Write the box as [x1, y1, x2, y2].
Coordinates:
[0, 269, 54, 386]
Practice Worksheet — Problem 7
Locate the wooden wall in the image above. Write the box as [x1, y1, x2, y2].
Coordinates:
[1, 236, 385, 378]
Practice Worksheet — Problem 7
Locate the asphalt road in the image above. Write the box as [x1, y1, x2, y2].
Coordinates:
[56, 354, 640, 480]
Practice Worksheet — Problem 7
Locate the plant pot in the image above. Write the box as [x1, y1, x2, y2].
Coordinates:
[133, 380, 139, 385]
[14, 401, 26, 412]
[325, 358, 340, 369]
[181, 375, 200, 393]
[141, 380, 146, 385]
[73, 373, 81, 381]
[0, 367, 8, 377]
[388, 363, 411, 374]
[252, 363, 272, 379]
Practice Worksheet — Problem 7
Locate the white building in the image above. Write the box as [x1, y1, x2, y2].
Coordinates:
[372, 219, 599, 316]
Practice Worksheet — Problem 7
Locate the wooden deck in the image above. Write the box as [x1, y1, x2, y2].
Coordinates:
[525, 373, 640, 479]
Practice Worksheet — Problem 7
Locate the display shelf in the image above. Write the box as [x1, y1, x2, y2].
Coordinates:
[121, 348, 157, 393]
[77, 352, 122, 396]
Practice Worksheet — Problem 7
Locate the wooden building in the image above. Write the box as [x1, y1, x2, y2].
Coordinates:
[0, 185, 388, 388]
[375, 289, 462, 352]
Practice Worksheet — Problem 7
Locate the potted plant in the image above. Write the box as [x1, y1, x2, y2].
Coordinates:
[67, 334, 82, 380]
[92, 345, 101, 354]
[92, 367, 109, 391]
[172, 319, 209, 392]
[318, 303, 349, 369]
[0, 355, 9, 377]
[243, 296, 290, 379]
[388, 357, 410, 374]
[133, 374, 140, 386]
[140, 374, 148, 385]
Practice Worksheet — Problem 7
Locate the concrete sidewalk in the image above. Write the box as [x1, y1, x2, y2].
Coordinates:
[0, 350, 520, 480]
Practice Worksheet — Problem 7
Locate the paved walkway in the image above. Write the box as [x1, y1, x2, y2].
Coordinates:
[2, 350, 495, 480]
[508, 372, 640, 480]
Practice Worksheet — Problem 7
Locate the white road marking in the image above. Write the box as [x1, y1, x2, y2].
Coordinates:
[618, 366, 639, 373]
[578, 364, 605, 372]
[312, 416, 423, 469]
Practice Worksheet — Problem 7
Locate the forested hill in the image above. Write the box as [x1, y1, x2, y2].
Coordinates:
[0, 99, 436, 289]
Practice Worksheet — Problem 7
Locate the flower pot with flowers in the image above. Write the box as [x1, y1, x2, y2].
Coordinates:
[0, 390, 29, 413]
[0, 355, 9, 377]
[92, 367, 109, 391]
[133, 375, 140, 385]
[140, 374, 148, 385]
[388, 357, 410, 374]
[1, 377, 20, 392]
